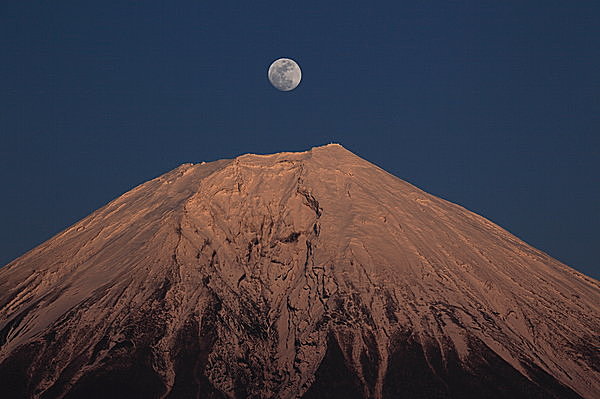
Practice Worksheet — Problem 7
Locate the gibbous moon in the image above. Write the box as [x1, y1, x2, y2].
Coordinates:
[268, 58, 301, 91]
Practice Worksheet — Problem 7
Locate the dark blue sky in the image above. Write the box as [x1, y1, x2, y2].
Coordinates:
[1, 1, 599, 278]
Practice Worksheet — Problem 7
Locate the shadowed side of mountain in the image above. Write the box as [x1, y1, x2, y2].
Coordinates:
[302, 333, 364, 399]
[381, 331, 583, 399]
[0, 325, 586, 399]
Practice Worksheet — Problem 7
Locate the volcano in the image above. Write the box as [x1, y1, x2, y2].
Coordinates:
[0, 144, 598, 398]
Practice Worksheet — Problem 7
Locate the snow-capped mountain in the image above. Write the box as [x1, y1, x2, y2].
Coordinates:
[1, 144, 598, 398]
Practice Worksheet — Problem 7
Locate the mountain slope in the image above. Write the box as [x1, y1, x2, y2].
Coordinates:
[1, 144, 598, 398]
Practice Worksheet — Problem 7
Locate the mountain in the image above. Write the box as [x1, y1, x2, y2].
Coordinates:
[0, 144, 598, 399]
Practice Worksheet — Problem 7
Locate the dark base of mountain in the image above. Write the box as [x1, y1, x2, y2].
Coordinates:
[0, 328, 583, 399]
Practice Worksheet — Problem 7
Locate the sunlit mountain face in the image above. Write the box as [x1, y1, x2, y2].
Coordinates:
[1, 145, 598, 399]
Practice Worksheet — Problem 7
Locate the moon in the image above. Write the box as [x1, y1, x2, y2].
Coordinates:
[268, 58, 302, 91]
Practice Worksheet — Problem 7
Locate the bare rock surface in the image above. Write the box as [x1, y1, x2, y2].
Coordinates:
[0, 144, 598, 398]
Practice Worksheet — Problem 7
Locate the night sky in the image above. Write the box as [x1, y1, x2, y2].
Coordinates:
[1, 2, 599, 278]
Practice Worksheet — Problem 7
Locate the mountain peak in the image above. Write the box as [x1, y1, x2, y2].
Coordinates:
[234, 142, 356, 164]
[311, 142, 348, 151]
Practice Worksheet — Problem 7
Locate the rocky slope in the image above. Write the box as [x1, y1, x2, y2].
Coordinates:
[0, 144, 598, 399]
